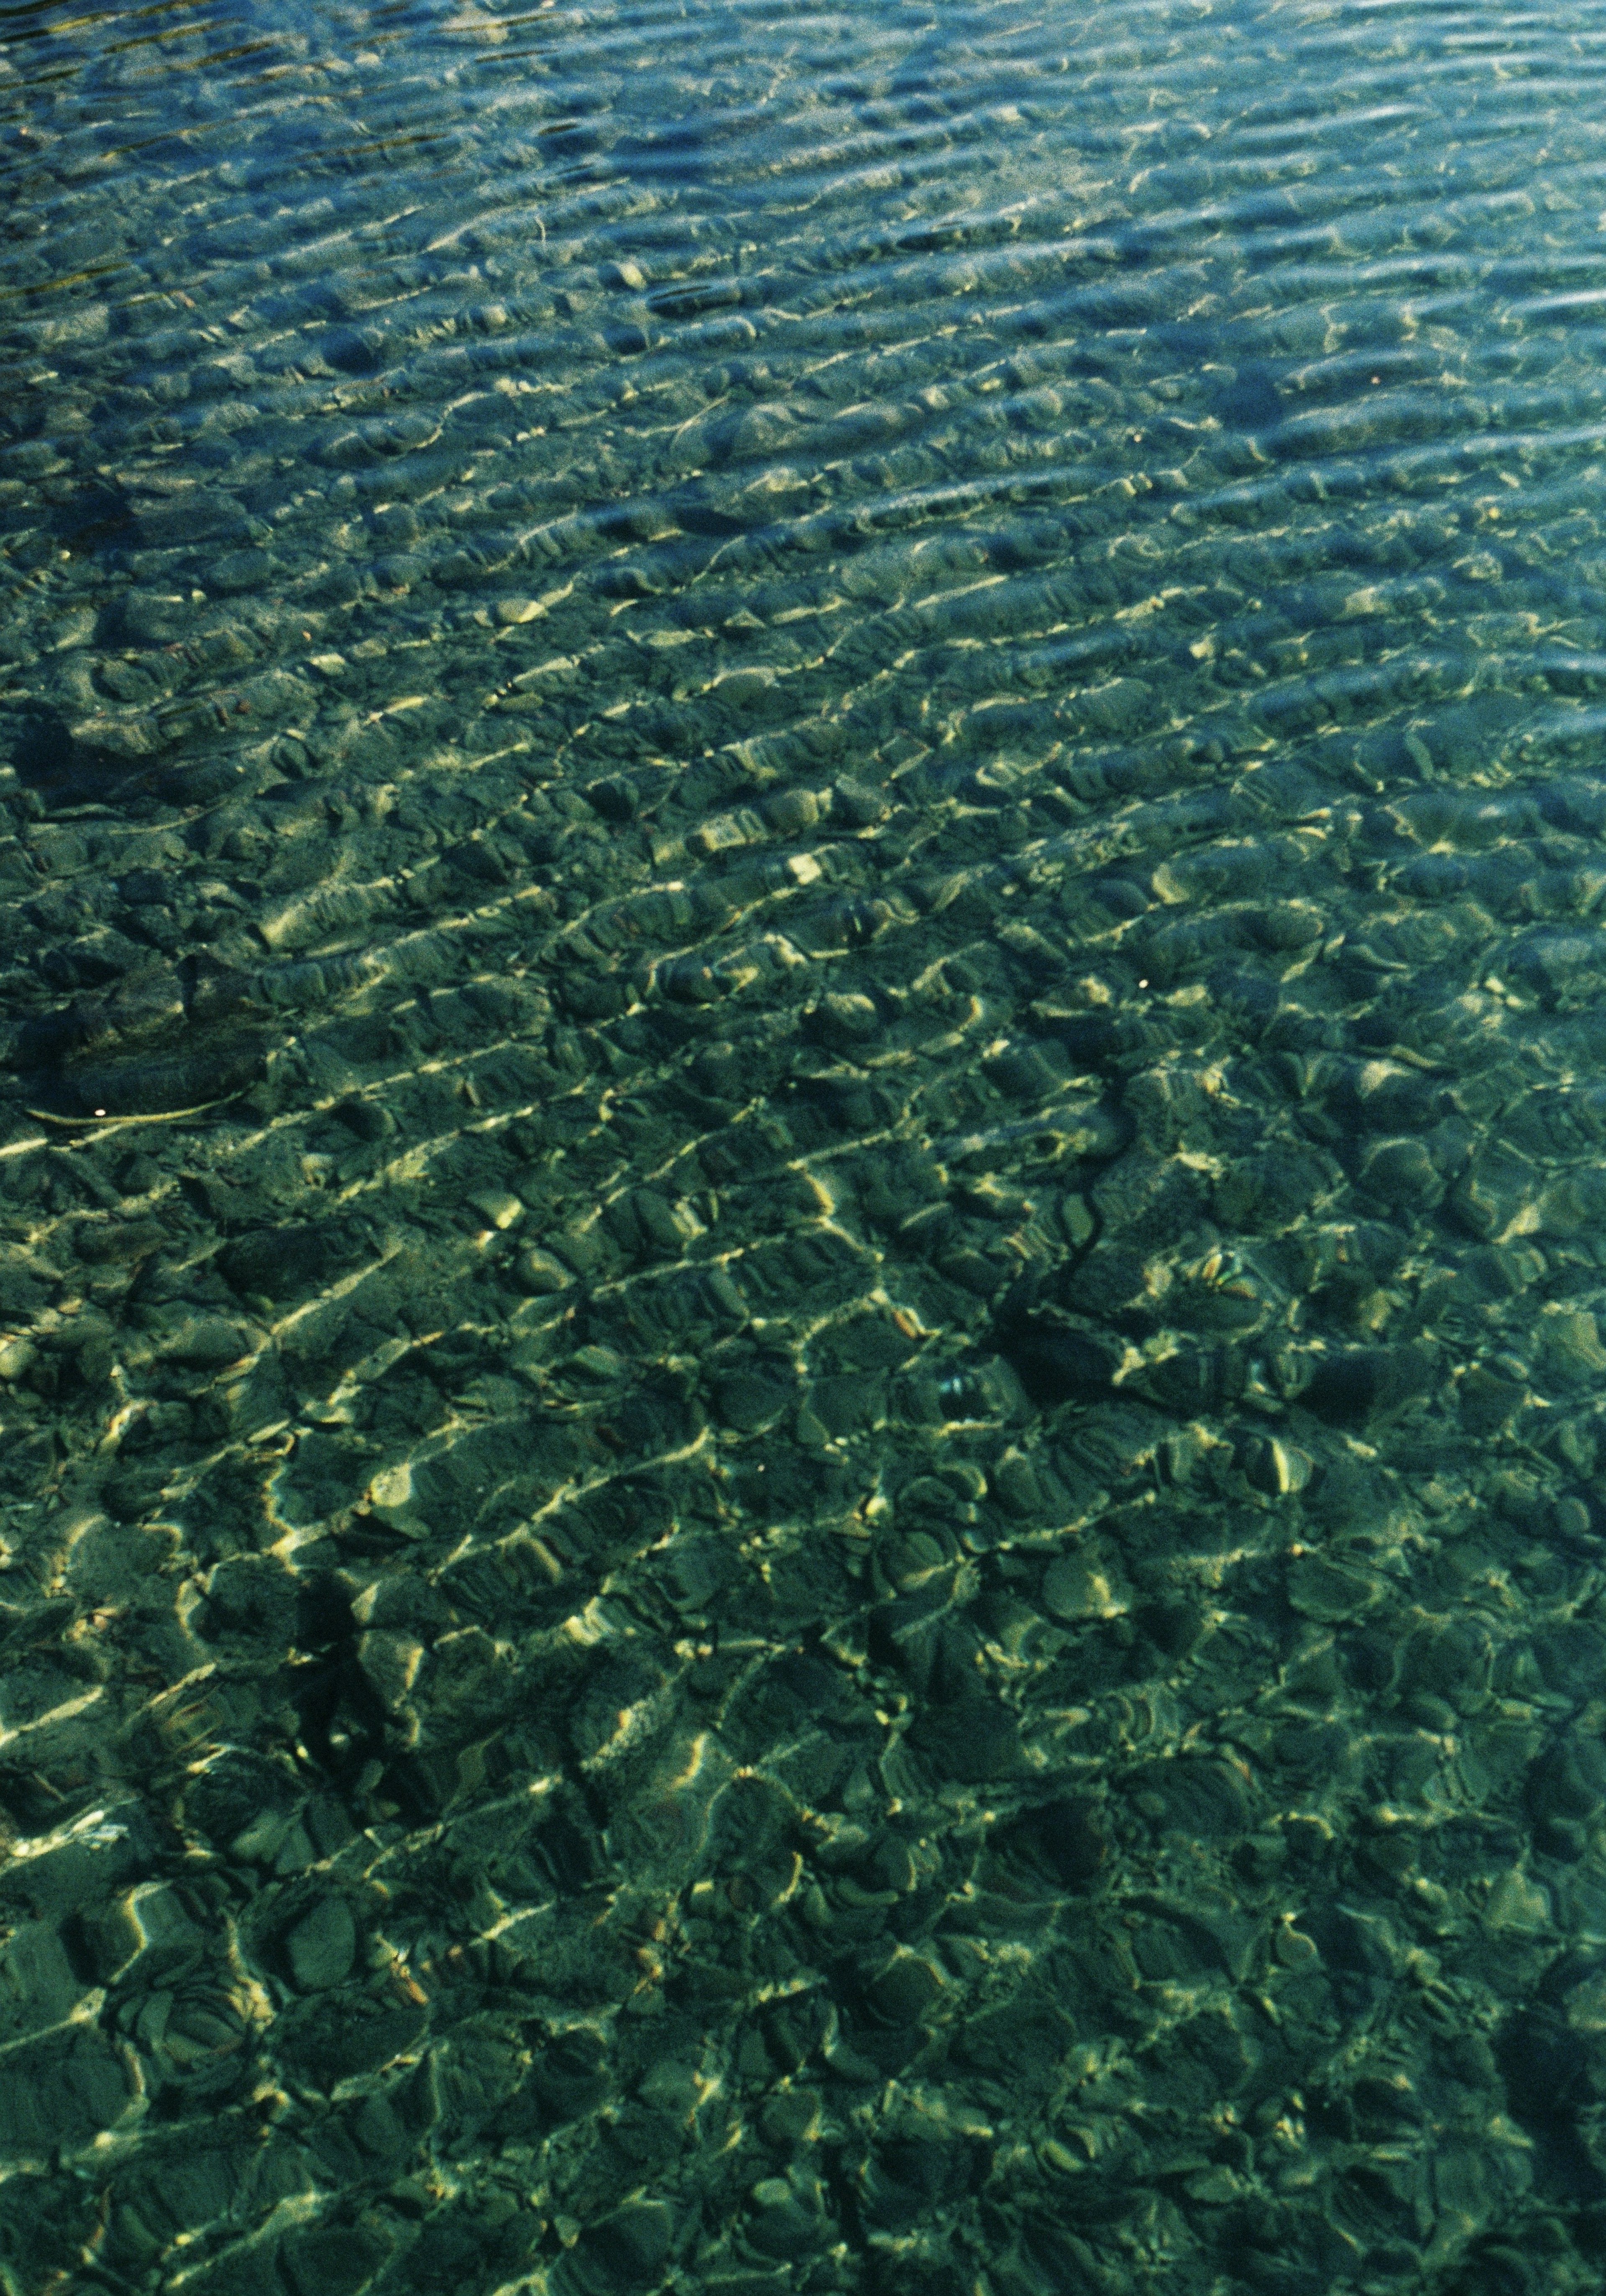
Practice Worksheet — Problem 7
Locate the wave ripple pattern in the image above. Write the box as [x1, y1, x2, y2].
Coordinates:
[3, 1, 1606, 2292]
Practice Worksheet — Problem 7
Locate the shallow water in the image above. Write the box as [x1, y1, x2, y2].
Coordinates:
[3, 0, 1606, 2290]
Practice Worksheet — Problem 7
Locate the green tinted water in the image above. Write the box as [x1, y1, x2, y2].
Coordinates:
[3, 1, 1606, 2290]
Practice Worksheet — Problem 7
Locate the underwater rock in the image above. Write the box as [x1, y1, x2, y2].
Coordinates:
[1287, 1551, 1386, 1622]
[1041, 1551, 1126, 1622]
[992, 1308, 1122, 1405]
[1302, 1342, 1441, 1423]
[2, 10, 1605, 2291]
[34, 1029, 274, 1117]
[906, 1695, 1021, 1783]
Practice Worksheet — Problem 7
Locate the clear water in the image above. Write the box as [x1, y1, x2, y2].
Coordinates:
[4, 1, 1606, 2290]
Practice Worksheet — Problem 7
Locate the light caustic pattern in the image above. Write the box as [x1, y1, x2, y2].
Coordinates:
[5, 0, 1606, 2291]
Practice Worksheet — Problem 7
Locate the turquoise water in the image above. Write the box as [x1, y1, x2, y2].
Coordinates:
[4, 0, 1606, 2290]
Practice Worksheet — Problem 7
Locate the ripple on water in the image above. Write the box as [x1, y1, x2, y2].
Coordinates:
[3, 0, 1606, 2289]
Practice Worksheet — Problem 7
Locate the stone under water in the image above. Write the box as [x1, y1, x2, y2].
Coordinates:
[1, 1, 1606, 2293]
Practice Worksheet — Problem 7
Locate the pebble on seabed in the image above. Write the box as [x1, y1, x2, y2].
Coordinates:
[0, 1, 1603, 2291]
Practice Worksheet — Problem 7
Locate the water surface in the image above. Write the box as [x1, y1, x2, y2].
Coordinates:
[4, 2, 1606, 2291]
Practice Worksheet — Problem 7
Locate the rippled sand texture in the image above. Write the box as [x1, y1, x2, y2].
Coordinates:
[7, 0, 1606, 2290]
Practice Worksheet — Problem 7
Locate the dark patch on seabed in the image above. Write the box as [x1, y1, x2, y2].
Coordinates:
[8, 0, 1606, 2291]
